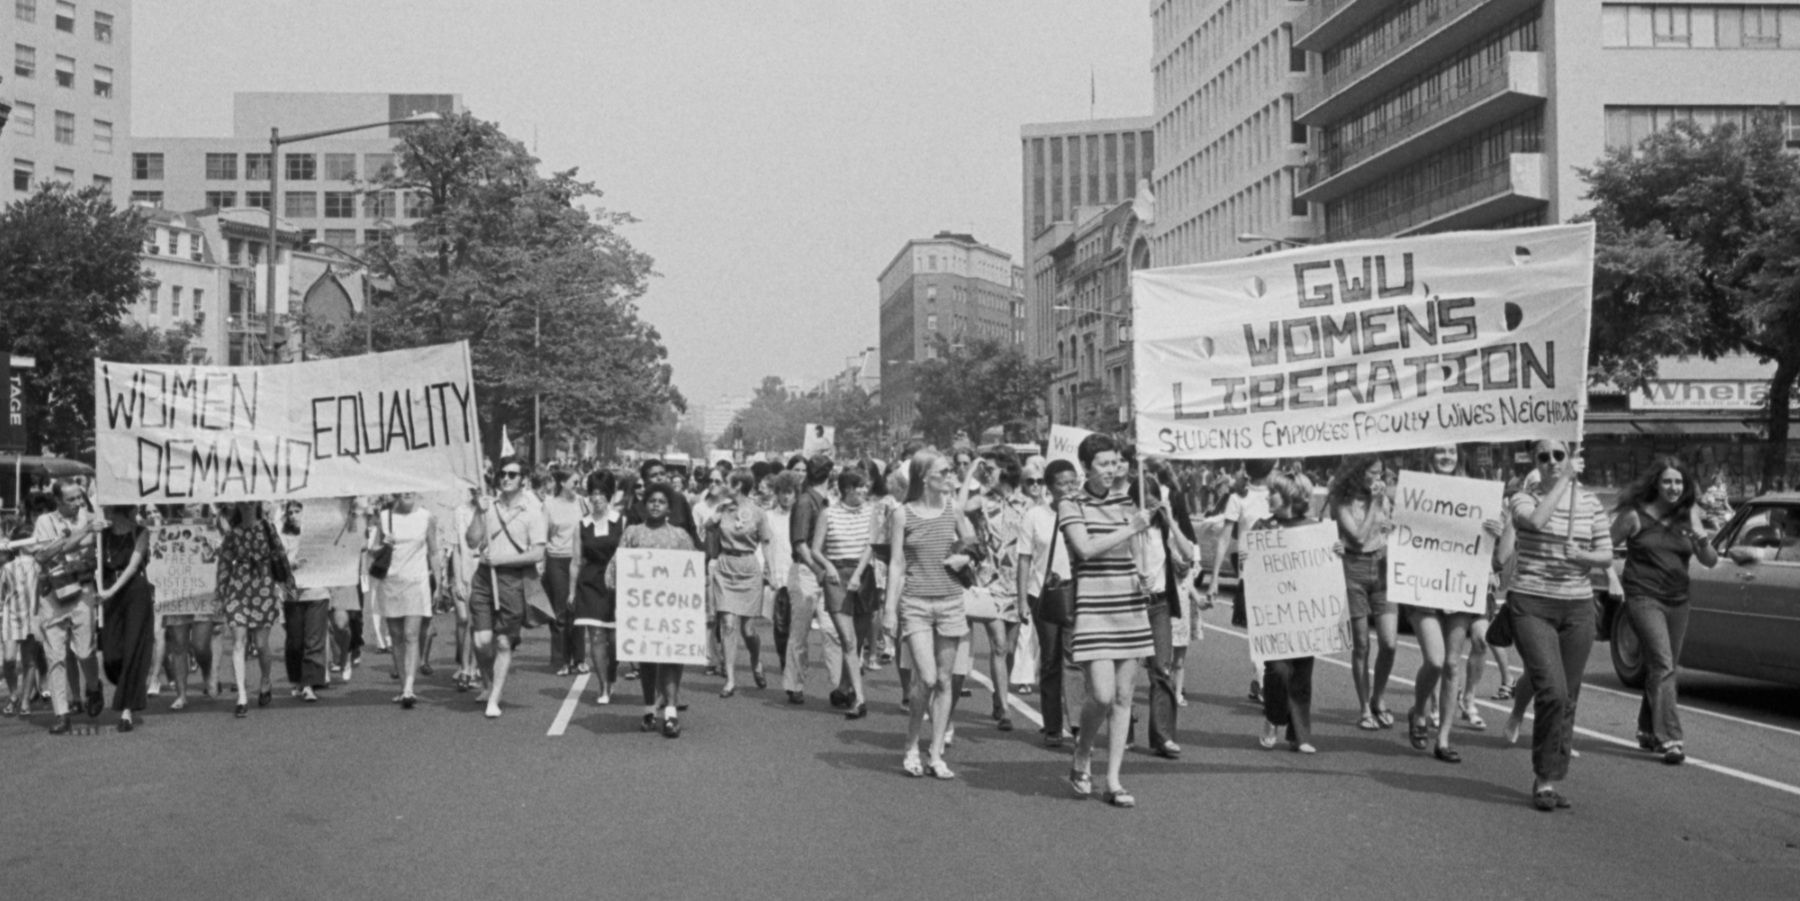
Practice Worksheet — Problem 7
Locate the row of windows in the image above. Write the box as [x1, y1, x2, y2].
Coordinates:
[1159, 97, 1305, 225]
[1604, 106, 1800, 153]
[14, 1, 112, 41]
[1155, 168, 1308, 265]
[1601, 5, 1800, 49]
[1322, 0, 1488, 93]
[1152, 0, 1286, 96]
[1321, 13, 1540, 175]
[129, 188, 425, 220]
[137, 152, 399, 183]
[2, 102, 111, 150]
[1027, 131, 1151, 234]
[141, 284, 201, 320]
[1325, 110, 1543, 238]
[11, 159, 109, 192]
[12, 45, 114, 94]
[1161, 24, 1304, 166]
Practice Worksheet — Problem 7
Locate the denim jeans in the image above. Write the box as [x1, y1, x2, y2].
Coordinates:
[1145, 594, 1179, 750]
[1625, 595, 1688, 745]
[1028, 593, 1069, 735]
[1509, 591, 1594, 782]
[1262, 656, 1314, 744]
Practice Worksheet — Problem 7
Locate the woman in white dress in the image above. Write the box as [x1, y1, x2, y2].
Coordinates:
[370, 493, 442, 708]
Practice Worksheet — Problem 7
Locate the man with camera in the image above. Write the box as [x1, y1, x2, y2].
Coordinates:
[32, 480, 106, 734]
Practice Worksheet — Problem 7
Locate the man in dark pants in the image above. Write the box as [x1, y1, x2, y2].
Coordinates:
[1024, 459, 1078, 747]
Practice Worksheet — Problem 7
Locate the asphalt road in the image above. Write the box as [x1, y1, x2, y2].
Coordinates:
[5, 605, 1797, 901]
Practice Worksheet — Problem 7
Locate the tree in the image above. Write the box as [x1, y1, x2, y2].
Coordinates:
[103, 319, 204, 367]
[310, 112, 681, 458]
[0, 183, 148, 454]
[1580, 114, 1800, 490]
[912, 336, 1055, 449]
[819, 386, 883, 458]
[724, 376, 814, 456]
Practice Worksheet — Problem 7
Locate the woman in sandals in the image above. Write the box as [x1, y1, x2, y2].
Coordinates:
[1611, 456, 1718, 765]
[1506, 440, 1612, 811]
[606, 483, 698, 738]
[1401, 445, 1503, 764]
[574, 470, 626, 705]
[1327, 455, 1398, 732]
[1059, 433, 1159, 808]
[370, 493, 441, 710]
[216, 502, 286, 719]
[1254, 474, 1323, 754]
[883, 449, 975, 779]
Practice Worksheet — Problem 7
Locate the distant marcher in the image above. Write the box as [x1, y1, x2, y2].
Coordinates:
[542, 470, 586, 676]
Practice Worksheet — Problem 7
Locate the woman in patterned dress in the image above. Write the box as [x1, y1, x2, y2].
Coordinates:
[217, 502, 287, 718]
[1, 514, 43, 717]
[1057, 433, 1159, 808]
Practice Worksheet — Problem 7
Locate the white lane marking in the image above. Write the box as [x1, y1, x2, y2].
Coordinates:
[1211, 623, 1800, 800]
[546, 673, 590, 737]
[966, 670, 1045, 730]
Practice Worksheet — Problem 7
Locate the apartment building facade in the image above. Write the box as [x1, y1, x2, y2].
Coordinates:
[4, 0, 131, 201]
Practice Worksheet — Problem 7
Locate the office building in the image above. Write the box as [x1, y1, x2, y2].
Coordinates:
[1019, 118, 1154, 365]
[1046, 201, 1149, 429]
[131, 92, 461, 252]
[877, 232, 1025, 439]
[4, 0, 132, 202]
[1149, 0, 1315, 267]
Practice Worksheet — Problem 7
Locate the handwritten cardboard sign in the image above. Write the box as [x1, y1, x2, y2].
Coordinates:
[148, 523, 221, 616]
[1386, 471, 1502, 613]
[1240, 520, 1350, 664]
[615, 548, 708, 665]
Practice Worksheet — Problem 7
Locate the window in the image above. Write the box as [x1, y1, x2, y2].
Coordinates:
[53, 0, 71, 31]
[297, 228, 316, 246]
[205, 153, 238, 180]
[323, 191, 356, 218]
[364, 190, 395, 218]
[92, 118, 111, 152]
[323, 153, 356, 180]
[55, 55, 73, 88]
[53, 110, 73, 145]
[204, 190, 236, 208]
[130, 190, 162, 206]
[93, 64, 112, 98]
[12, 160, 32, 192]
[1653, 6, 1691, 46]
[227, 239, 242, 266]
[244, 190, 271, 210]
[14, 44, 35, 79]
[10, 101, 32, 137]
[926, 313, 938, 331]
[133, 153, 164, 180]
[92, 174, 110, 190]
[53, 170, 73, 187]
[245, 152, 271, 180]
[402, 190, 428, 217]
[93, 10, 111, 42]
[171, 286, 183, 319]
[147, 284, 159, 315]
[192, 288, 204, 317]
[166, 230, 179, 256]
[364, 228, 390, 247]
[16, 0, 34, 23]
[322, 228, 356, 248]
[285, 154, 316, 181]
[284, 191, 317, 217]
[364, 153, 396, 179]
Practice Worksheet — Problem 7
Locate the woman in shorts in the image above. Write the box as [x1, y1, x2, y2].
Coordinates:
[1328, 455, 1398, 732]
[884, 450, 974, 779]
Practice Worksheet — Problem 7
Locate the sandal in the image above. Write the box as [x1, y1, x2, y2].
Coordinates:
[1102, 788, 1136, 808]
[1408, 710, 1431, 750]
[926, 759, 955, 780]
[1458, 706, 1487, 730]
[1356, 713, 1381, 731]
[903, 751, 925, 778]
[1493, 681, 1514, 701]
[1373, 706, 1395, 729]
[1, 698, 15, 717]
[1067, 767, 1093, 798]
[1259, 721, 1281, 749]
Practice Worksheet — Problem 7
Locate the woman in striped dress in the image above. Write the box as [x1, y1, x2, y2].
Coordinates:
[1058, 433, 1159, 808]
[884, 449, 975, 779]
[814, 468, 874, 718]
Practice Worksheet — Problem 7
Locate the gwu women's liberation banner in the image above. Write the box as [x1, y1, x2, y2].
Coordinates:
[94, 342, 483, 503]
[1133, 224, 1594, 459]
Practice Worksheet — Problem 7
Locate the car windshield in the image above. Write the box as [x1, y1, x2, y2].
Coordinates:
[1730, 504, 1800, 563]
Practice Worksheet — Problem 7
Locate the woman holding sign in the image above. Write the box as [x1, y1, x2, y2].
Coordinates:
[1610, 457, 1718, 765]
[1058, 433, 1159, 808]
[607, 483, 697, 738]
[1506, 440, 1612, 811]
[1254, 475, 1321, 753]
[1328, 456, 1399, 732]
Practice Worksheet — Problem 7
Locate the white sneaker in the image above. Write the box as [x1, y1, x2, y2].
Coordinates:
[595, 692, 611, 706]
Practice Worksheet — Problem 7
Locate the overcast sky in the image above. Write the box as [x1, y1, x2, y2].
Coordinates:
[133, 1, 1153, 413]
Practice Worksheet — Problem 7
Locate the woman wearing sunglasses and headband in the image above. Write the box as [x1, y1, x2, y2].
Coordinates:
[465, 457, 549, 719]
[1505, 440, 1612, 811]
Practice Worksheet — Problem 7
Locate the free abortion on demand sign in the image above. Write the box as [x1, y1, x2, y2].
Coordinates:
[1133, 224, 1594, 459]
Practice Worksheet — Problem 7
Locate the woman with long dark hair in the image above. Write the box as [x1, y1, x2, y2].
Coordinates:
[574, 470, 626, 705]
[1327, 455, 1398, 732]
[1611, 456, 1718, 765]
[607, 483, 697, 737]
[97, 506, 154, 732]
[711, 469, 771, 698]
[217, 502, 287, 718]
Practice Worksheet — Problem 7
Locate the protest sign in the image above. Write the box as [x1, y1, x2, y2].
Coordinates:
[1047, 424, 1092, 467]
[147, 523, 221, 616]
[708, 449, 734, 468]
[1134, 224, 1594, 459]
[291, 497, 363, 590]
[1239, 520, 1350, 665]
[615, 547, 708, 665]
[803, 423, 835, 457]
[94, 342, 483, 503]
[1386, 471, 1503, 613]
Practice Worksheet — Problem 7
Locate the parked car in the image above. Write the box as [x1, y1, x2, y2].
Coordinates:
[1611, 493, 1800, 688]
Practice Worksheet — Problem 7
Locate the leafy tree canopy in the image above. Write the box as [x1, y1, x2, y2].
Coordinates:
[912, 335, 1054, 449]
[720, 376, 884, 460]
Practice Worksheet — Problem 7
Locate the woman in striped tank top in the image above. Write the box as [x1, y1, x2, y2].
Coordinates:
[1057, 433, 1159, 808]
[884, 449, 976, 779]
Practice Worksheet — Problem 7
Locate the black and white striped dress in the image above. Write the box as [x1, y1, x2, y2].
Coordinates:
[1058, 486, 1153, 663]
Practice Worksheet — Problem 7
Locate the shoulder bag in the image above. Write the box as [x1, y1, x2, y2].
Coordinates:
[1037, 520, 1075, 628]
[368, 511, 395, 580]
[265, 518, 295, 586]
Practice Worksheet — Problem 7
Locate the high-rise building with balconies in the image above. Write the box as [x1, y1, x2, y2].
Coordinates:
[1291, 1, 1800, 241]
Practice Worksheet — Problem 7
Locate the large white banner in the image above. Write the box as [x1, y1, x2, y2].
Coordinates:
[1134, 224, 1594, 459]
[1386, 472, 1503, 613]
[1240, 521, 1351, 665]
[95, 342, 483, 503]
[616, 547, 708, 665]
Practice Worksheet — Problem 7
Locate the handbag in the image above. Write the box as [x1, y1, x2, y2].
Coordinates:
[1485, 603, 1516, 648]
[368, 512, 395, 580]
[963, 584, 1001, 621]
[1037, 525, 1075, 628]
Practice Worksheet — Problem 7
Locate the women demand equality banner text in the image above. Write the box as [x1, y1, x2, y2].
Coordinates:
[1132, 224, 1594, 459]
[93, 342, 483, 503]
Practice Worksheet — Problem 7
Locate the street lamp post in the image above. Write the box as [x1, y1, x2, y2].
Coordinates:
[265, 111, 440, 362]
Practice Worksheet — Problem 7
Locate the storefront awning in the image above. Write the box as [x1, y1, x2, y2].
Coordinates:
[1585, 417, 1761, 437]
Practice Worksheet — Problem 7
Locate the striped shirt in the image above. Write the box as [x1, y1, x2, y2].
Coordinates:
[1058, 486, 1154, 662]
[1507, 484, 1609, 602]
[901, 505, 962, 599]
[821, 503, 873, 563]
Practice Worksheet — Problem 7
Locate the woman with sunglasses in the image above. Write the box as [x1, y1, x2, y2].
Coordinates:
[1059, 433, 1159, 808]
[1506, 440, 1612, 811]
[1327, 455, 1399, 732]
[217, 502, 288, 718]
[607, 482, 698, 736]
[574, 470, 626, 705]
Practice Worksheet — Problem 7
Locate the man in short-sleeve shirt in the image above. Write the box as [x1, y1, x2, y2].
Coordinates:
[33, 481, 105, 733]
[784, 455, 845, 704]
[465, 458, 547, 718]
